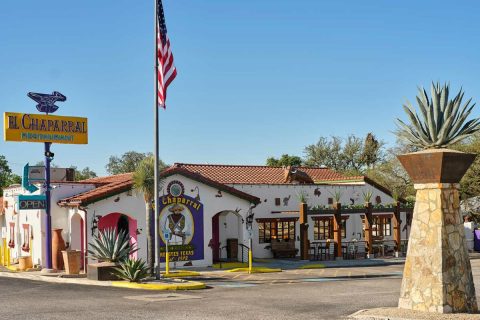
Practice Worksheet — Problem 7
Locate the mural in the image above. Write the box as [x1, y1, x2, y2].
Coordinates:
[159, 180, 204, 262]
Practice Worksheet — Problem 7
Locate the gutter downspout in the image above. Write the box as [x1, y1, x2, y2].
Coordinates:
[78, 206, 88, 273]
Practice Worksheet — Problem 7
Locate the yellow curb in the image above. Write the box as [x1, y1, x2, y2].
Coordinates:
[5, 266, 18, 272]
[298, 264, 326, 269]
[161, 271, 201, 278]
[212, 262, 248, 269]
[227, 267, 281, 273]
[111, 280, 206, 290]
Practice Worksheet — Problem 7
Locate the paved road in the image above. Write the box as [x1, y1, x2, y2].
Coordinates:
[1, 261, 480, 320]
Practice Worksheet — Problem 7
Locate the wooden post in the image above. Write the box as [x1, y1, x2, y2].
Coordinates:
[364, 202, 373, 258]
[393, 201, 401, 257]
[299, 203, 309, 260]
[333, 203, 342, 259]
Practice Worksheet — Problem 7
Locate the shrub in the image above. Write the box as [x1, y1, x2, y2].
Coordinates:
[88, 228, 138, 263]
[114, 258, 149, 282]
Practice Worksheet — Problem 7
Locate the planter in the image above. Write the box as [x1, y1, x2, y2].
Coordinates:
[18, 256, 33, 271]
[397, 149, 476, 184]
[87, 262, 120, 281]
[62, 250, 81, 275]
[52, 229, 66, 270]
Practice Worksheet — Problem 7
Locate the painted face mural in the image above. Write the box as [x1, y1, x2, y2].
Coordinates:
[158, 180, 204, 262]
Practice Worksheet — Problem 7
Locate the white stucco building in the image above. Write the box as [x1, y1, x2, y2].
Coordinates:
[1, 164, 414, 269]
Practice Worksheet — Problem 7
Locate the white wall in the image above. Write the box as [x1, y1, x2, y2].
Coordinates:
[82, 190, 147, 265]
[2, 183, 95, 267]
[229, 183, 400, 258]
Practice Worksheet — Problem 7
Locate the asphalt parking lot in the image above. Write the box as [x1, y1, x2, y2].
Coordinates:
[1, 261, 480, 320]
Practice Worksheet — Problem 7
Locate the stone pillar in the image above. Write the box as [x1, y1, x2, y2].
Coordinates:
[398, 149, 478, 314]
[398, 183, 477, 313]
[299, 203, 309, 260]
[333, 203, 342, 259]
[393, 201, 401, 257]
[364, 203, 373, 258]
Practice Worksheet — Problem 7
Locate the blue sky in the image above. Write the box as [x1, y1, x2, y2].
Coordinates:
[1, 1, 480, 176]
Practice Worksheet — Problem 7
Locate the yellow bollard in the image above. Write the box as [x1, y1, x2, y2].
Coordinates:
[29, 238, 33, 264]
[165, 251, 170, 275]
[6, 247, 10, 267]
[248, 248, 253, 274]
[1, 239, 5, 266]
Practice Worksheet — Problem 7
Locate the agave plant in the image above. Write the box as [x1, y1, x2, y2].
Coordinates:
[113, 258, 149, 282]
[328, 189, 343, 203]
[296, 190, 309, 204]
[362, 189, 373, 203]
[88, 228, 138, 263]
[396, 82, 480, 149]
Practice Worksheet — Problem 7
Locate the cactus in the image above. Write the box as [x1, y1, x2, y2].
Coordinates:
[396, 83, 480, 148]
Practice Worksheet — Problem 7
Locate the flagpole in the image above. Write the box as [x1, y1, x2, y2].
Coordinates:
[154, 0, 161, 280]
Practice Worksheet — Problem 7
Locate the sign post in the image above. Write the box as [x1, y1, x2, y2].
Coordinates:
[3, 91, 88, 270]
[245, 205, 255, 274]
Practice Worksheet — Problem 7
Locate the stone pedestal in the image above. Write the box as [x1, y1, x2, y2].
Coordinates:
[398, 183, 477, 313]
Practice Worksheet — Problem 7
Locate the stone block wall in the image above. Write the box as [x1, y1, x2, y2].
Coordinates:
[398, 183, 477, 313]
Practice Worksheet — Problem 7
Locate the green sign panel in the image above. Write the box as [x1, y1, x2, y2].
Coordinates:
[18, 195, 46, 210]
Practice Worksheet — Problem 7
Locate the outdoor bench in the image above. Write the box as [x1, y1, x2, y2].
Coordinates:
[271, 240, 298, 258]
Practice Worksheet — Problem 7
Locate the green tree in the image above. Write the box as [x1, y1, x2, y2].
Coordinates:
[106, 151, 158, 175]
[360, 133, 383, 169]
[70, 166, 97, 181]
[132, 156, 164, 275]
[303, 134, 383, 175]
[451, 133, 480, 199]
[0, 155, 13, 196]
[266, 154, 302, 167]
[0, 155, 21, 196]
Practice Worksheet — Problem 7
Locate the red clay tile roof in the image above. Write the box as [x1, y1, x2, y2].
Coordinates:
[171, 163, 356, 184]
[160, 167, 260, 204]
[58, 173, 133, 207]
[80, 173, 133, 185]
[58, 168, 261, 206]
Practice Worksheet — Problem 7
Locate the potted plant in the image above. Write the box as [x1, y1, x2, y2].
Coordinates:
[87, 228, 138, 281]
[395, 83, 479, 313]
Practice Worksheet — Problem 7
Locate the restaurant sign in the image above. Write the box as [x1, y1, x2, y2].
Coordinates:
[158, 180, 204, 262]
[4, 112, 88, 144]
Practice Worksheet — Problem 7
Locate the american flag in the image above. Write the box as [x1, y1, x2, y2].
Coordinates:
[157, 0, 177, 108]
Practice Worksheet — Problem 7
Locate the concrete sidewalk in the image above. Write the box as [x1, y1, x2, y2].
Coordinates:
[0, 268, 205, 290]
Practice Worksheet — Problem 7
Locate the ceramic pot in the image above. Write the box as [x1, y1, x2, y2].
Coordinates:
[52, 229, 66, 270]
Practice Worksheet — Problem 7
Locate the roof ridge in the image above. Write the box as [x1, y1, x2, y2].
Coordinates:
[173, 163, 334, 170]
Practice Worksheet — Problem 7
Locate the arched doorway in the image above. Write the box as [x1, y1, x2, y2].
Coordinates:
[70, 213, 84, 269]
[98, 212, 138, 259]
[211, 210, 244, 263]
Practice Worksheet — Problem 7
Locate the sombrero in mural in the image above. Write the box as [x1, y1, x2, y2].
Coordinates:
[168, 203, 184, 213]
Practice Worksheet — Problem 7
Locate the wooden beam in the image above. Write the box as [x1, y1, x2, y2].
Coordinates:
[333, 203, 342, 259]
[299, 203, 309, 260]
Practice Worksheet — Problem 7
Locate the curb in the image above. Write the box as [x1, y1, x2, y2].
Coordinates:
[227, 267, 282, 273]
[0, 271, 205, 290]
[161, 271, 201, 278]
[111, 280, 206, 290]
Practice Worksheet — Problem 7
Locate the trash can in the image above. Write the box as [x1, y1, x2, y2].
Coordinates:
[474, 230, 480, 252]
[62, 250, 82, 275]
